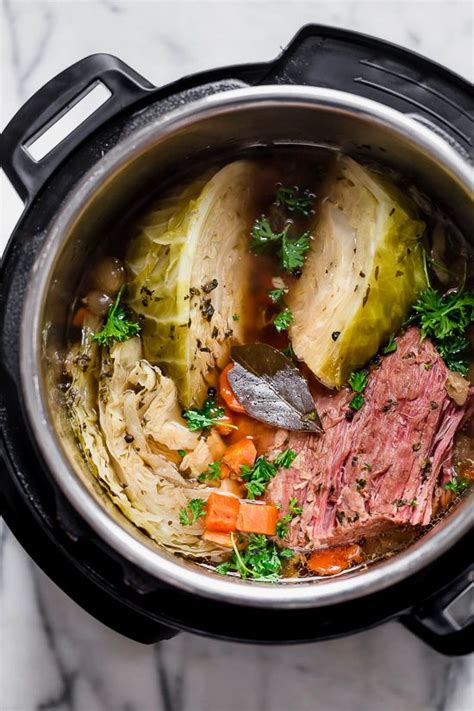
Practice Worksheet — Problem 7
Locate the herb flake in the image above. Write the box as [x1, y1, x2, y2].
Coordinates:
[93, 286, 140, 346]
[179, 498, 206, 526]
[273, 308, 294, 333]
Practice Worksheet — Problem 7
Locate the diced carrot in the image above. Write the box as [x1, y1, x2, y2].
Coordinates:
[220, 364, 246, 413]
[215, 405, 236, 436]
[202, 530, 234, 548]
[307, 544, 363, 576]
[222, 439, 257, 474]
[218, 462, 232, 480]
[204, 492, 240, 532]
[72, 306, 88, 328]
[237, 501, 279, 535]
[226, 414, 275, 454]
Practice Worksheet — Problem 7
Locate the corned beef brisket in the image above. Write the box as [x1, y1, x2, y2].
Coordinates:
[266, 328, 472, 550]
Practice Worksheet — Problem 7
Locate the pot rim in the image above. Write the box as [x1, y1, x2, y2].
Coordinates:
[20, 85, 473, 608]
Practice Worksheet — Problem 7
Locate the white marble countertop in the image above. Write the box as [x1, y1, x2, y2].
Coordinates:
[1, 2, 473, 710]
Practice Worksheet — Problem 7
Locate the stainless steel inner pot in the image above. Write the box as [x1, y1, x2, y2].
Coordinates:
[21, 86, 473, 608]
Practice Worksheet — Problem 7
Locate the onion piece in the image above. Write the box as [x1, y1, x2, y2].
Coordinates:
[445, 371, 470, 406]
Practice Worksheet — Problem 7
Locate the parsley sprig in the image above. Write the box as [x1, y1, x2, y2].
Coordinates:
[445, 476, 468, 496]
[183, 398, 236, 432]
[273, 307, 294, 333]
[92, 286, 140, 346]
[281, 229, 311, 271]
[267, 287, 288, 303]
[250, 217, 281, 254]
[275, 186, 314, 216]
[411, 286, 473, 375]
[198, 461, 222, 482]
[273, 448, 297, 469]
[241, 456, 277, 498]
[241, 449, 297, 498]
[179, 498, 206, 526]
[250, 220, 311, 275]
[216, 533, 293, 581]
[276, 496, 303, 538]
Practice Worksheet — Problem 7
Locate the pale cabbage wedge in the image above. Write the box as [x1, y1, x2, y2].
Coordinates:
[288, 156, 427, 388]
[126, 160, 265, 407]
[67, 324, 226, 559]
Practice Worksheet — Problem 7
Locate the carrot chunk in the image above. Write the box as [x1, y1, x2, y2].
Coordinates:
[308, 544, 362, 576]
[237, 501, 278, 535]
[72, 306, 88, 328]
[220, 364, 246, 413]
[217, 462, 232, 480]
[222, 439, 257, 474]
[215, 405, 236, 436]
[204, 492, 240, 532]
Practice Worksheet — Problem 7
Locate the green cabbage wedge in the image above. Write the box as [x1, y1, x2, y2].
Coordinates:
[66, 325, 227, 559]
[288, 156, 427, 388]
[126, 160, 266, 407]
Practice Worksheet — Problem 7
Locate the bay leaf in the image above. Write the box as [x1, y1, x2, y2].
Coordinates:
[228, 343, 322, 432]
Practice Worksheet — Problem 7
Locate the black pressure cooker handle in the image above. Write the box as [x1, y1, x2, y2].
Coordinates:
[259, 25, 473, 157]
[0, 54, 155, 203]
[402, 567, 474, 656]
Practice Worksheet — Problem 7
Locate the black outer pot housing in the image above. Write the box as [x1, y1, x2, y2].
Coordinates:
[1, 25, 473, 653]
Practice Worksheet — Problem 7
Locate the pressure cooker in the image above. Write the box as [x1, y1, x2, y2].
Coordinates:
[1, 25, 472, 653]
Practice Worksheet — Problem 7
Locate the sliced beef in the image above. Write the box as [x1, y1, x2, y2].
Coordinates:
[266, 328, 472, 550]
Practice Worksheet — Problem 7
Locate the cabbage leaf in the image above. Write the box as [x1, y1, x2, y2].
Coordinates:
[66, 324, 227, 559]
[287, 156, 427, 388]
[126, 160, 265, 407]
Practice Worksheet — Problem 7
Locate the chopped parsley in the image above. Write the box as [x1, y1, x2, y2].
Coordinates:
[92, 286, 140, 346]
[241, 456, 277, 498]
[275, 185, 314, 216]
[267, 287, 287, 303]
[382, 335, 398, 354]
[250, 219, 311, 274]
[179, 498, 206, 526]
[444, 476, 468, 496]
[273, 448, 297, 469]
[411, 285, 473, 375]
[349, 394, 365, 411]
[216, 533, 293, 581]
[177, 449, 186, 458]
[348, 369, 369, 393]
[250, 217, 282, 254]
[289, 497, 303, 515]
[347, 369, 369, 413]
[198, 461, 222, 482]
[241, 452, 298, 499]
[275, 516, 291, 538]
[232, 313, 240, 321]
[183, 398, 234, 432]
[273, 308, 294, 333]
[280, 228, 311, 271]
